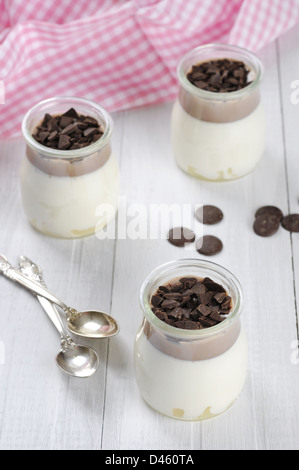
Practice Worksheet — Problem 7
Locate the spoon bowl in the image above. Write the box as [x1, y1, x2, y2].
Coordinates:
[0, 254, 120, 340]
[67, 310, 119, 338]
[56, 345, 99, 378]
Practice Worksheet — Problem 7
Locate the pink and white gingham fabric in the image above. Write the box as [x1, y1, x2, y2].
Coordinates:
[0, 0, 299, 138]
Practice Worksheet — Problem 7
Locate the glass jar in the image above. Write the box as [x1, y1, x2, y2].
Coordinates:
[134, 259, 248, 421]
[21, 97, 119, 238]
[171, 44, 266, 181]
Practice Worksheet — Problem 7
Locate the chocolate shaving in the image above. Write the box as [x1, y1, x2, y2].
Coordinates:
[32, 108, 104, 150]
[187, 58, 252, 93]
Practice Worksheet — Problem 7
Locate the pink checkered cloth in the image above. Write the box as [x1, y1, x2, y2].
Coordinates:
[0, 0, 298, 138]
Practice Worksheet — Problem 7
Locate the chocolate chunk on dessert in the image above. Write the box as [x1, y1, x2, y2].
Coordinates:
[187, 59, 252, 93]
[281, 214, 299, 232]
[195, 205, 224, 225]
[196, 235, 223, 256]
[32, 108, 104, 150]
[167, 227, 196, 247]
[150, 276, 232, 330]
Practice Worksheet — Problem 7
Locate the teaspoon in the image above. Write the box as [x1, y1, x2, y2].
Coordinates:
[0, 254, 119, 339]
[18, 256, 99, 378]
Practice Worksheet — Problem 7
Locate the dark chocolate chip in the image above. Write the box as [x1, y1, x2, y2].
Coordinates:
[195, 205, 223, 225]
[255, 205, 283, 222]
[281, 214, 299, 232]
[253, 216, 280, 237]
[168, 227, 195, 247]
[196, 235, 223, 256]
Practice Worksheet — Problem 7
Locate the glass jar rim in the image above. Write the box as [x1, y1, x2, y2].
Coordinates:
[140, 258, 244, 339]
[22, 96, 113, 160]
[177, 43, 263, 101]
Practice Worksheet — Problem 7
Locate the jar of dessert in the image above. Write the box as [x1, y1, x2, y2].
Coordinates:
[171, 44, 266, 181]
[134, 259, 247, 421]
[21, 97, 119, 238]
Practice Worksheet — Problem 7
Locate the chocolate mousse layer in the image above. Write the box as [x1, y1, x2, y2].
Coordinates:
[179, 58, 261, 123]
[26, 108, 111, 177]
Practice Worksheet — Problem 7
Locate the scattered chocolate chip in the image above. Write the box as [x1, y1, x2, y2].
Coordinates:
[281, 214, 299, 233]
[167, 227, 195, 247]
[253, 205, 284, 237]
[253, 216, 280, 237]
[196, 235, 223, 256]
[150, 276, 232, 330]
[195, 205, 224, 225]
[255, 205, 283, 222]
[32, 108, 104, 150]
[187, 58, 251, 93]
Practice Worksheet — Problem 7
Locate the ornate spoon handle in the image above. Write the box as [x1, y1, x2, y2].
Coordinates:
[18, 256, 76, 350]
[0, 254, 77, 319]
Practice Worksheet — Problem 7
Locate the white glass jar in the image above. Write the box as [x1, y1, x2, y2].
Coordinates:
[134, 259, 248, 421]
[21, 97, 119, 238]
[171, 44, 266, 181]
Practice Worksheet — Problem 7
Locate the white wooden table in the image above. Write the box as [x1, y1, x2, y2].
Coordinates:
[1, 25, 299, 451]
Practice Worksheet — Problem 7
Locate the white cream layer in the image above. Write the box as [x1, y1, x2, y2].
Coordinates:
[134, 327, 248, 420]
[21, 154, 119, 238]
[171, 99, 266, 181]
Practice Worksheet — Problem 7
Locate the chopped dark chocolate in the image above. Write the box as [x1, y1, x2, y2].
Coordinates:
[32, 108, 104, 150]
[187, 58, 251, 93]
[150, 276, 232, 330]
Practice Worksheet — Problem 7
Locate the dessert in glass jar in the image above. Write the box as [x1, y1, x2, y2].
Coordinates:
[134, 259, 247, 421]
[21, 97, 119, 238]
[171, 44, 266, 181]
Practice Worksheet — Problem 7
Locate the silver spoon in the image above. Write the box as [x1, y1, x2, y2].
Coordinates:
[0, 254, 119, 339]
[18, 256, 99, 378]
